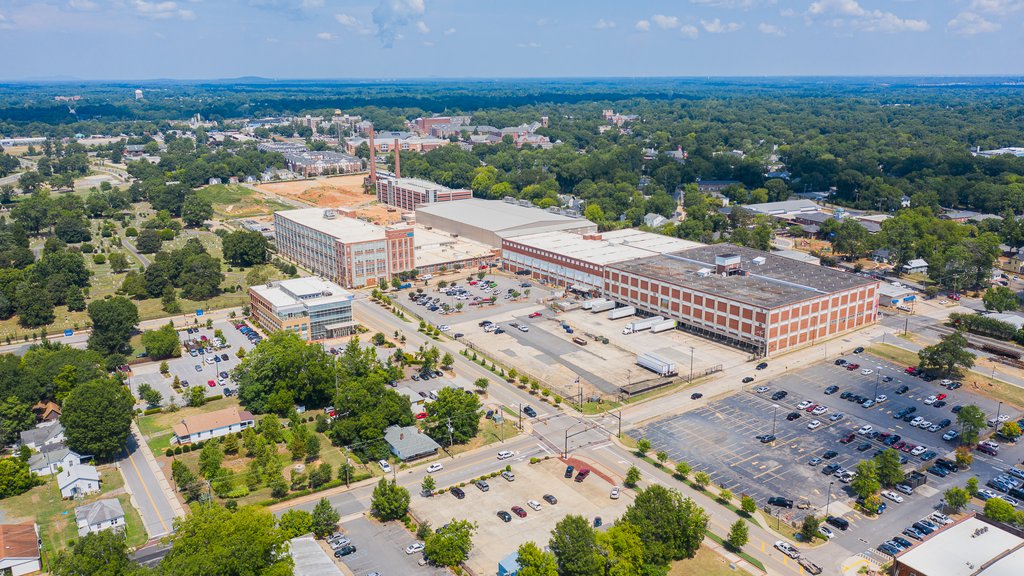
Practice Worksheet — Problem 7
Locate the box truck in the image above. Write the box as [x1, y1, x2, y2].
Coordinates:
[582, 298, 607, 310]
[636, 352, 677, 376]
[607, 306, 636, 320]
[650, 319, 676, 334]
[590, 300, 616, 313]
[622, 316, 665, 335]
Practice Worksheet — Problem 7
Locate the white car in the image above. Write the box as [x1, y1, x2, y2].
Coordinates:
[924, 395, 937, 405]
[426, 463, 444, 473]
[882, 491, 904, 503]
[518, 325, 529, 332]
[910, 445, 927, 456]
[978, 489, 998, 501]
[405, 542, 425, 554]
[861, 368, 873, 375]
[206, 356, 217, 365]
[527, 499, 542, 511]
[858, 425, 873, 435]
[910, 416, 924, 427]
[774, 541, 800, 559]
[421, 274, 434, 280]
[812, 405, 829, 416]
[930, 512, 952, 525]
[610, 486, 620, 499]
[755, 386, 770, 394]
[497, 450, 514, 460]
[942, 430, 959, 441]
[438, 325, 451, 332]
[379, 460, 392, 473]
[819, 525, 835, 539]
[999, 495, 1020, 507]
[797, 400, 813, 410]
[940, 379, 952, 386]
[874, 395, 888, 404]
[807, 420, 822, 430]
[917, 421, 932, 430]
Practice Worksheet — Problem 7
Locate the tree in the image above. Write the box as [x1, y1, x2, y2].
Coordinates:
[137, 383, 162, 408]
[135, 228, 162, 253]
[624, 465, 641, 488]
[999, 421, 1022, 440]
[851, 460, 881, 500]
[549, 515, 603, 576]
[188, 386, 206, 407]
[311, 497, 340, 538]
[957, 404, 987, 445]
[621, 484, 709, 565]
[87, 297, 139, 355]
[61, 378, 133, 460]
[718, 488, 733, 503]
[873, 448, 904, 487]
[0, 457, 39, 498]
[181, 193, 214, 227]
[304, 434, 321, 461]
[595, 522, 646, 575]
[371, 477, 410, 521]
[516, 541, 558, 576]
[198, 440, 224, 479]
[674, 461, 691, 479]
[800, 514, 822, 541]
[65, 286, 86, 312]
[740, 495, 757, 515]
[222, 230, 270, 266]
[441, 352, 454, 369]
[0, 396, 34, 446]
[421, 475, 436, 495]
[278, 509, 314, 539]
[371, 332, 386, 346]
[233, 332, 336, 415]
[983, 286, 1019, 312]
[161, 286, 181, 314]
[955, 446, 974, 469]
[424, 519, 476, 567]
[727, 519, 749, 551]
[108, 252, 130, 272]
[160, 503, 293, 576]
[984, 497, 1018, 522]
[967, 476, 979, 496]
[944, 486, 970, 513]
[473, 377, 489, 392]
[918, 331, 976, 375]
[51, 529, 150, 576]
[693, 471, 710, 489]
[424, 387, 482, 445]
[141, 322, 181, 359]
[636, 438, 651, 455]
[171, 460, 197, 494]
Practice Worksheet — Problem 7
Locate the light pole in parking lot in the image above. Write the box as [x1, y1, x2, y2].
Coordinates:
[873, 366, 883, 401]
[688, 346, 695, 384]
[996, 402, 1003, 428]
[825, 481, 835, 516]
[771, 404, 779, 437]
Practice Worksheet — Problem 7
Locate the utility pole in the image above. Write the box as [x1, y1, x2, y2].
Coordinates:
[825, 481, 834, 516]
[689, 346, 695, 383]
[447, 417, 454, 448]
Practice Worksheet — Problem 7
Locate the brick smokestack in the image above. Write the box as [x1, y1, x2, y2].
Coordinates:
[368, 125, 377, 183]
[394, 139, 401, 178]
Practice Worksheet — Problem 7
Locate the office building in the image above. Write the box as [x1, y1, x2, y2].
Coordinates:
[375, 175, 472, 211]
[249, 277, 356, 340]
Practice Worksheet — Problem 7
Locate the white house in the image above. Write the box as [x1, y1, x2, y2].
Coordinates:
[902, 258, 929, 275]
[75, 498, 126, 536]
[643, 213, 668, 228]
[19, 421, 65, 451]
[58, 464, 100, 499]
[28, 442, 88, 476]
[172, 406, 255, 445]
[0, 523, 41, 576]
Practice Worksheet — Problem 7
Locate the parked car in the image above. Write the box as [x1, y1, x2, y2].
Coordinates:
[767, 496, 794, 508]
[543, 494, 558, 505]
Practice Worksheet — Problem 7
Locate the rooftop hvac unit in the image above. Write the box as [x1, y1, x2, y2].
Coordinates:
[517, 200, 533, 207]
[752, 256, 767, 266]
[697, 268, 712, 277]
[322, 291, 332, 297]
[323, 209, 336, 219]
[503, 196, 516, 203]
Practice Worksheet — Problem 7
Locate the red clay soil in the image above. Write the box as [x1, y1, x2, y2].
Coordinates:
[559, 456, 617, 485]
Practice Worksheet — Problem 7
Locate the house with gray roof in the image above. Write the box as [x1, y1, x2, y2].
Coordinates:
[28, 442, 88, 476]
[75, 498, 125, 536]
[19, 422, 65, 451]
[57, 464, 100, 499]
[384, 425, 441, 461]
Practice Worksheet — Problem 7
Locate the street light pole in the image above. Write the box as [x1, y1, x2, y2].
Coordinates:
[689, 346, 695, 383]
[996, 402, 1003, 429]
[771, 404, 779, 437]
[874, 367, 882, 400]
[825, 481, 834, 516]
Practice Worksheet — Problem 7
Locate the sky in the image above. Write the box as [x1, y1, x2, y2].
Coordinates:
[1, 0, 1023, 80]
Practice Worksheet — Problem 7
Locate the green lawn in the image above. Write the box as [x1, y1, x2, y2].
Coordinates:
[195, 184, 292, 219]
[138, 396, 241, 454]
[669, 546, 753, 576]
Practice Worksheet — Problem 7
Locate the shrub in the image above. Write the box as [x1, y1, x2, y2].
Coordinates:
[182, 444, 192, 453]
[174, 446, 183, 455]
[165, 448, 174, 457]
[143, 407, 162, 415]
[93, 254, 106, 264]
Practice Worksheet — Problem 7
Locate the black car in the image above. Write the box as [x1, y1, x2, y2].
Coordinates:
[853, 347, 864, 354]
[834, 359, 846, 366]
[952, 405, 963, 414]
[856, 442, 872, 452]
[220, 353, 229, 361]
[827, 516, 850, 531]
[451, 487, 465, 499]
[756, 362, 769, 370]
[906, 406, 917, 414]
[822, 463, 840, 475]
[786, 412, 801, 421]
[937, 418, 952, 428]
[822, 450, 838, 459]
[884, 435, 901, 446]
[543, 494, 558, 505]
[523, 406, 537, 418]
[895, 385, 909, 394]
[882, 376, 893, 382]
[564, 465, 574, 478]
[771, 391, 788, 401]
[757, 434, 777, 443]
[497, 510, 512, 522]
[334, 545, 357, 557]
[825, 385, 839, 395]
[902, 413, 916, 422]
[840, 391, 852, 399]
[935, 459, 959, 472]
[742, 377, 754, 384]
[933, 401, 947, 408]
[767, 496, 793, 508]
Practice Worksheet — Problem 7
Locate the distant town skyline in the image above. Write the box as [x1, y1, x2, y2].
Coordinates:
[1, 0, 1023, 80]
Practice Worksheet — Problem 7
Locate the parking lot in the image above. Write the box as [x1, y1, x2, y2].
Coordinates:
[332, 515, 447, 576]
[398, 272, 557, 330]
[411, 458, 631, 576]
[129, 319, 257, 406]
[630, 353, 1023, 526]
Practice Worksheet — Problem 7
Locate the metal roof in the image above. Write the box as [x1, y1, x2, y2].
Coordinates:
[275, 208, 411, 243]
[417, 199, 592, 234]
[507, 229, 703, 266]
[894, 516, 1024, 576]
[75, 499, 124, 526]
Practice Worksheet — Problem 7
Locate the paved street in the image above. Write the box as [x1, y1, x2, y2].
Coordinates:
[119, 424, 181, 539]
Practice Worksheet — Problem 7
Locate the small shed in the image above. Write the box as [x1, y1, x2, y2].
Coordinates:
[498, 551, 521, 576]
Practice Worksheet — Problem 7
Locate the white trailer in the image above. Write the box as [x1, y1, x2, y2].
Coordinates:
[590, 300, 616, 313]
[637, 352, 677, 376]
[582, 298, 607, 310]
[623, 316, 665, 335]
[607, 306, 636, 320]
[650, 319, 677, 334]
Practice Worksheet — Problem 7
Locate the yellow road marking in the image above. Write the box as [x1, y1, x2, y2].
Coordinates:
[125, 442, 169, 534]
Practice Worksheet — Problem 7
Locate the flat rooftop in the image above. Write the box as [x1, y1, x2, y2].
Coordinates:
[611, 244, 877, 309]
[275, 208, 409, 243]
[414, 226, 494, 267]
[508, 229, 703, 266]
[250, 277, 353, 309]
[389, 177, 462, 194]
[743, 199, 822, 215]
[417, 198, 593, 234]
[895, 516, 1024, 576]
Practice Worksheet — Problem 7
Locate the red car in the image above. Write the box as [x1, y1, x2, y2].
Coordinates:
[415, 412, 428, 420]
[528, 312, 542, 318]
[846, 363, 860, 371]
[905, 366, 917, 374]
[574, 469, 591, 483]
[805, 404, 818, 412]
[936, 393, 947, 401]
[207, 380, 216, 387]
[511, 506, 527, 518]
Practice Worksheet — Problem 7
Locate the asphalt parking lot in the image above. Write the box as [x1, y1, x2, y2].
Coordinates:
[333, 515, 447, 576]
[411, 458, 630, 576]
[398, 273, 555, 329]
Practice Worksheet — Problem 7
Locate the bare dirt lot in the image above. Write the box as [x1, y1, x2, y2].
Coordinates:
[411, 458, 633, 576]
[256, 174, 373, 207]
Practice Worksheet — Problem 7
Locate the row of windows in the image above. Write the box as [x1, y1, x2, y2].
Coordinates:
[505, 245, 604, 273]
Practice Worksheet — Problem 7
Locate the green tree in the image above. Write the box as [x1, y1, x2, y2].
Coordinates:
[693, 471, 710, 489]
[0, 457, 39, 499]
[424, 519, 476, 567]
[51, 529, 150, 576]
[421, 475, 436, 495]
[87, 297, 139, 355]
[918, 331, 976, 375]
[0, 396, 35, 446]
[161, 286, 181, 313]
[441, 352, 455, 369]
[108, 252, 130, 272]
[957, 405, 987, 445]
[636, 438, 651, 455]
[800, 514, 822, 541]
[740, 495, 757, 515]
[278, 509, 314, 539]
[999, 421, 1022, 440]
[61, 378, 133, 459]
[674, 461, 691, 479]
[595, 522, 646, 575]
[549, 515, 603, 576]
[984, 497, 1018, 522]
[944, 486, 970, 513]
[181, 193, 214, 228]
[160, 503, 293, 575]
[65, 285, 86, 312]
[516, 541, 559, 576]
[141, 322, 181, 359]
[851, 460, 881, 500]
[234, 332, 336, 415]
[222, 230, 270, 266]
[873, 448, 904, 488]
[983, 285, 1019, 312]
[424, 387, 482, 445]
[967, 476, 979, 496]
[955, 446, 974, 469]
[727, 519, 749, 551]
[371, 477, 410, 521]
[198, 440, 224, 479]
[624, 465, 641, 488]
[188, 386, 206, 407]
[621, 484, 709, 565]
[311, 497, 340, 538]
[137, 383, 162, 408]
[135, 228, 162, 253]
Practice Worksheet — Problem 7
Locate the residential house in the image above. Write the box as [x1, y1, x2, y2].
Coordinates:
[395, 387, 425, 412]
[58, 464, 100, 498]
[643, 213, 668, 228]
[384, 425, 441, 461]
[0, 523, 41, 576]
[871, 249, 891, 264]
[28, 442, 88, 476]
[19, 422, 65, 451]
[75, 498, 126, 536]
[697, 179, 740, 193]
[207, 177, 222, 185]
[902, 259, 929, 275]
[172, 406, 255, 445]
[31, 401, 61, 423]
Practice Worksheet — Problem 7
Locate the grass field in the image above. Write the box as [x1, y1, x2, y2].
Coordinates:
[138, 396, 242, 453]
[195, 184, 292, 218]
[668, 545, 753, 576]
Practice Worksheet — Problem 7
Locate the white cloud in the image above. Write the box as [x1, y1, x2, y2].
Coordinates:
[689, 0, 772, 7]
[651, 14, 680, 29]
[947, 12, 1001, 35]
[779, 8, 796, 17]
[372, 0, 426, 47]
[301, 0, 324, 8]
[758, 22, 784, 36]
[0, 13, 10, 30]
[316, 31, 334, 40]
[594, 19, 615, 29]
[680, 24, 699, 39]
[336, 13, 371, 34]
[701, 18, 742, 33]
[969, 0, 1024, 15]
[635, 19, 651, 31]
[68, 0, 98, 10]
[131, 0, 195, 20]
[415, 20, 429, 33]
[516, 42, 542, 49]
[806, 0, 928, 33]
[443, 27, 455, 35]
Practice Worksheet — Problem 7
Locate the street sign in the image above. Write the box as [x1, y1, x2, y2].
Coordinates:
[63, 329, 73, 337]
[196, 309, 204, 316]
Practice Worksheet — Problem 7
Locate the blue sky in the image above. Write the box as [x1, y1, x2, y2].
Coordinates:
[1, 0, 1023, 80]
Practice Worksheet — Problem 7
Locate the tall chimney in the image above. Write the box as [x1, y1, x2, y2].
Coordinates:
[394, 138, 401, 178]
[368, 125, 377, 184]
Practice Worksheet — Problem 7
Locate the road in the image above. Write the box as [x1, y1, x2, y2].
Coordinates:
[121, 238, 152, 266]
[119, 425, 180, 540]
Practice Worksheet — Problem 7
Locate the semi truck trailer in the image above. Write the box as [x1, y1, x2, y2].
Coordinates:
[636, 352, 677, 376]
[607, 306, 636, 320]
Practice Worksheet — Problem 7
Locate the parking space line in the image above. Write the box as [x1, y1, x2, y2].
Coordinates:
[753, 464, 783, 480]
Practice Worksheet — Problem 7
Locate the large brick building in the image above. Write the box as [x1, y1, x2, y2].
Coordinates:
[375, 176, 472, 211]
[273, 208, 414, 288]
